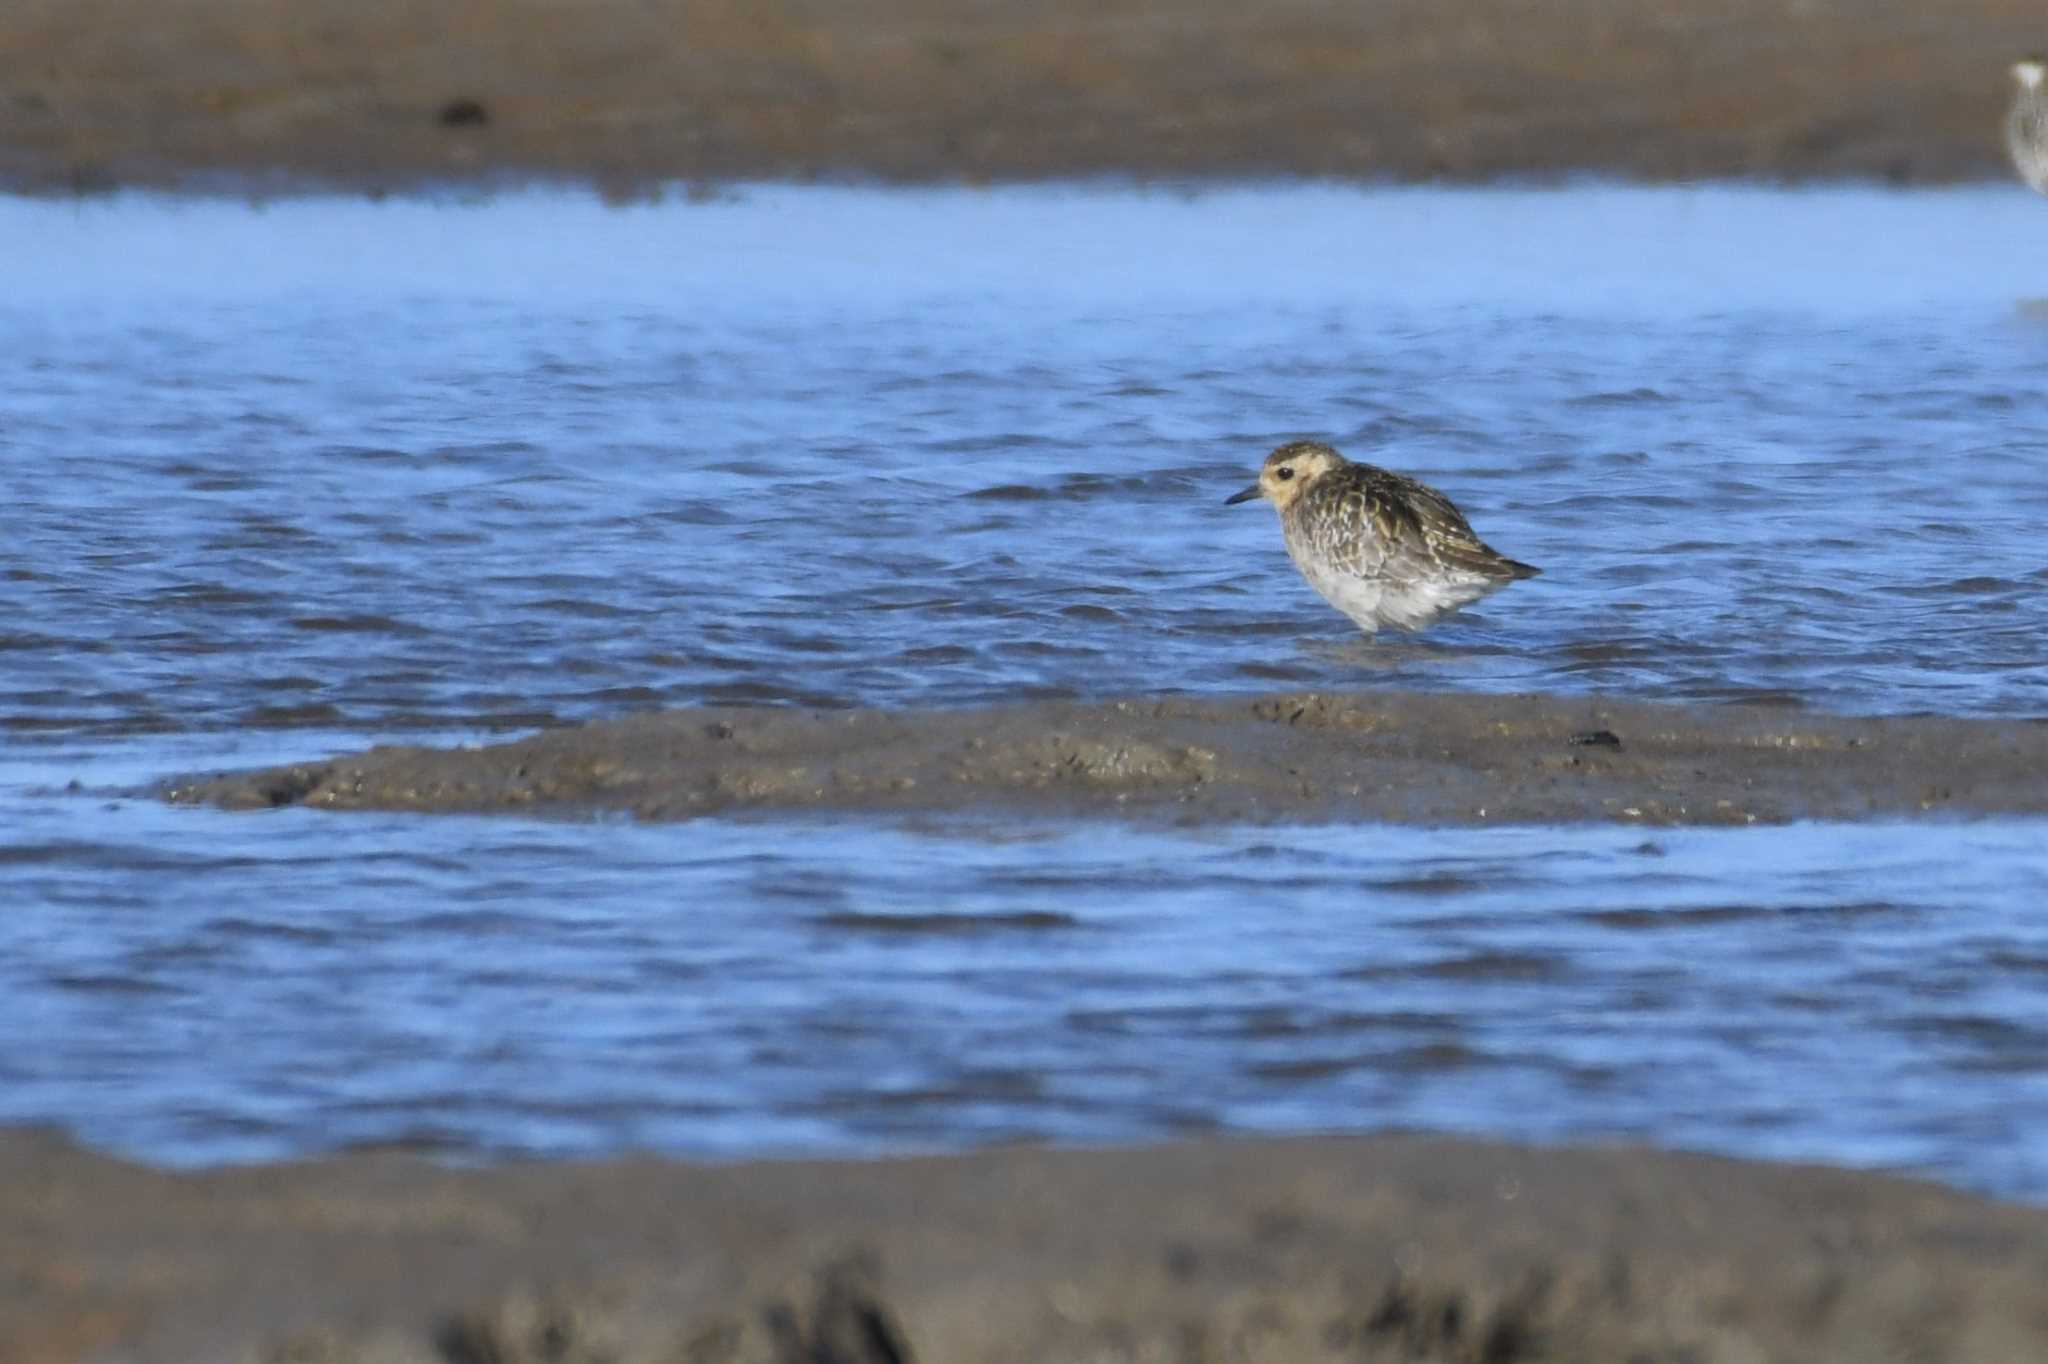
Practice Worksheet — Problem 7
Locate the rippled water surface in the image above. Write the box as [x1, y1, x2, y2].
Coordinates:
[6, 185, 2048, 1192]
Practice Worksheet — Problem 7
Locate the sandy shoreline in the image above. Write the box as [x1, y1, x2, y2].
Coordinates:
[3, 0, 2041, 192]
[167, 689, 2048, 827]
[5, 1126, 2047, 1364]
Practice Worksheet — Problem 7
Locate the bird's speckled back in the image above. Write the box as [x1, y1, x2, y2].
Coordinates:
[1280, 452, 1534, 590]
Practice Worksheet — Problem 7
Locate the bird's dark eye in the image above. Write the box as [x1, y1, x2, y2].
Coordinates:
[1276, 466, 1295, 481]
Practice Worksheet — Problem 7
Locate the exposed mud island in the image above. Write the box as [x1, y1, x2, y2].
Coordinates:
[13, 3, 2048, 1361]
[172, 689, 2048, 827]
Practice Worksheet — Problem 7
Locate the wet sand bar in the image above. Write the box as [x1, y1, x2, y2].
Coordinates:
[5, 1127, 2048, 1363]
[171, 689, 2048, 826]
[2, 0, 2040, 192]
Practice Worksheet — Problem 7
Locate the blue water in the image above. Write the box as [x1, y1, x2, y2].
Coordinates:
[5, 184, 2048, 1194]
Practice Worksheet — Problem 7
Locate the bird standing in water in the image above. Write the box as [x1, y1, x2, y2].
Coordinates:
[2009, 57, 2048, 195]
[1226, 439, 1538, 634]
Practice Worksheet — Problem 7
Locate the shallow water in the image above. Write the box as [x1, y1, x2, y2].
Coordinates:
[10, 184, 2048, 726]
[9, 770, 2048, 1195]
[6, 184, 2048, 1192]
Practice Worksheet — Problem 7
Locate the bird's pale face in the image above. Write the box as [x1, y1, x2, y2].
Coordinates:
[2017, 58, 2047, 91]
[1225, 443, 1343, 513]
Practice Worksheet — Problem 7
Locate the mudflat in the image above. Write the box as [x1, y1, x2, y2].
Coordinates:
[169, 689, 2048, 826]
[2, 0, 2040, 192]
[5, 1126, 2047, 1364]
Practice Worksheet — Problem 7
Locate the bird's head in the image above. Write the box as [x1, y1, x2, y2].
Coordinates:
[1225, 440, 1346, 513]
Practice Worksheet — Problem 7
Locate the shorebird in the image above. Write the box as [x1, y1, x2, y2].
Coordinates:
[1226, 439, 1538, 634]
[2010, 57, 2048, 194]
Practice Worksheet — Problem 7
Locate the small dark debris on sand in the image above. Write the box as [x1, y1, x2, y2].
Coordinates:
[435, 97, 490, 129]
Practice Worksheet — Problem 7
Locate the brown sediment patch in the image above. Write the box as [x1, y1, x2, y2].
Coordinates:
[0, 0, 2039, 193]
[4, 1126, 2048, 1363]
[167, 689, 2048, 826]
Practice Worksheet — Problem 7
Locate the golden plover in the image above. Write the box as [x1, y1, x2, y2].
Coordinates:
[1226, 439, 1538, 634]
[2010, 57, 2048, 194]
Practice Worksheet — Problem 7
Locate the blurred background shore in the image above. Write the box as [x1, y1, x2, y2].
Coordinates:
[2, 0, 2041, 192]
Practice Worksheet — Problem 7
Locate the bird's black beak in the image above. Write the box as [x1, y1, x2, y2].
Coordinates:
[1224, 482, 1262, 506]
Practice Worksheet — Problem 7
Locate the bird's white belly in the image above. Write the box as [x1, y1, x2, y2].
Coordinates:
[1293, 552, 1495, 633]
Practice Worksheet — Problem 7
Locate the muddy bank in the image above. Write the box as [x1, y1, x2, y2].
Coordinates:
[2, 0, 2040, 193]
[167, 689, 2048, 827]
[5, 1127, 2048, 1364]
